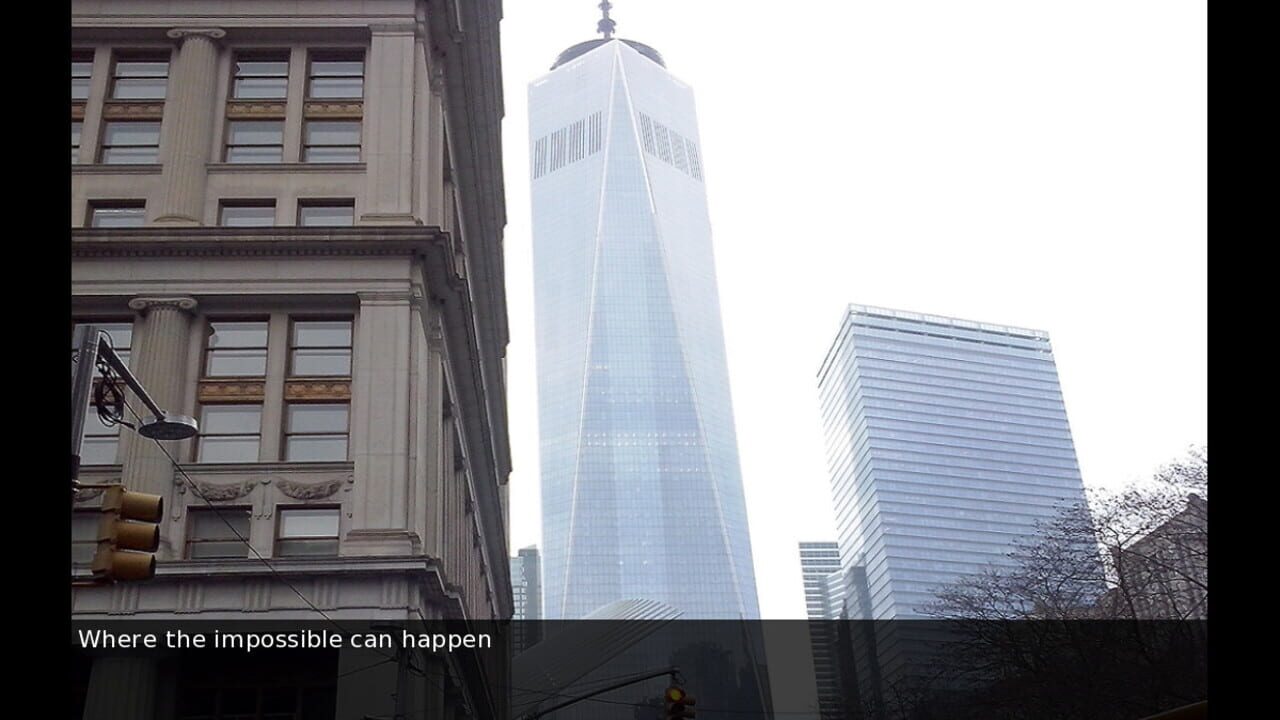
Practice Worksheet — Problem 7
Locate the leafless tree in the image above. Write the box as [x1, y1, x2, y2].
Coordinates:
[889, 448, 1210, 719]
[927, 446, 1208, 621]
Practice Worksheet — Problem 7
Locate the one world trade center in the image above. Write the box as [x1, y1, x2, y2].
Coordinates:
[528, 16, 760, 619]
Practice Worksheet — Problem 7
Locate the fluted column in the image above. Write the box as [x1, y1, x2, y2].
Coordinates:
[120, 297, 197, 558]
[152, 28, 225, 226]
[346, 291, 415, 555]
[82, 656, 158, 720]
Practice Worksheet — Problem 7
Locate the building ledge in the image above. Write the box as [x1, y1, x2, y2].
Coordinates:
[207, 162, 366, 174]
[71, 225, 450, 259]
[72, 163, 162, 175]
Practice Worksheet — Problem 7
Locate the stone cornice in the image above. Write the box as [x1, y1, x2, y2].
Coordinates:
[71, 555, 468, 620]
[71, 226, 454, 261]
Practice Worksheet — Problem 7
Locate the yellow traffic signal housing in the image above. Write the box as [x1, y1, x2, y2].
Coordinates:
[90, 486, 163, 582]
[663, 685, 696, 720]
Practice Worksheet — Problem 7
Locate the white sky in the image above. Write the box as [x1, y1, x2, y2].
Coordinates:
[498, 1, 1207, 619]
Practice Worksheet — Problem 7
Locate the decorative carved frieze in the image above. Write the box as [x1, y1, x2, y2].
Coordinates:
[276, 476, 345, 500]
[71, 104, 86, 120]
[198, 379, 266, 403]
[225, 101, 287, 120]
[101, 102, 165, 120]
[188, 478, 256, 502]
[303, 101, 364, 119]
[284, 380, 351, 401]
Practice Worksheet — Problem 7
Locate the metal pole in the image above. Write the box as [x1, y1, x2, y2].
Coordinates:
[96, 336, 167, 421]
[70, 325, 100, 502]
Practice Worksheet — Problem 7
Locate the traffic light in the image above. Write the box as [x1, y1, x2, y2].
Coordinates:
[90, 486, 163, 581]
[663, 685, 696, 720]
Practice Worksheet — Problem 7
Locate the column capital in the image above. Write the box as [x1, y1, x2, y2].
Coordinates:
[166, 27, 227, 44]
[128, 296, 198, 315]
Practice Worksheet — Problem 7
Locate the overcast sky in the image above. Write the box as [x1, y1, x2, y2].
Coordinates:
[497, 0, 1207, 619]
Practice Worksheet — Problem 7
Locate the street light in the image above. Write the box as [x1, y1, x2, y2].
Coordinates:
[71, 324, 199, 492]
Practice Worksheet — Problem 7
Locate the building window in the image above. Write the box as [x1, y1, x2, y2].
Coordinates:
[220, 201, 277, 227]
[290, 319, 353, 376]
[298, 201, 355, 227]
[88, 201, 146, 228]
[307, 52, 364, 99]
[302, 121, 360, 163]
[72, 512, 99, 564]
[204, 320, 269, 376]
[232, 53, 290, 99]
[99, 121, 161, 164]
[276, 507, 340, 556]
[72, 121, 83, 164]
[186, 508, 251, 559]
[110, 54, 170, 100]
[194, 314, 352, 464]
[72, 51, 94, 101]
[284, 404, 349, 462]
[225, 120, 284, 163]
[197, 405, 263, 463]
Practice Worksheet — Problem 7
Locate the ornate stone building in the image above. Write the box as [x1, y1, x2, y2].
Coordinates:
[70, 1, 511, 718]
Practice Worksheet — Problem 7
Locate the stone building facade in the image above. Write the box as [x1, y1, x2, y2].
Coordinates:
[70, 1, 511, 718]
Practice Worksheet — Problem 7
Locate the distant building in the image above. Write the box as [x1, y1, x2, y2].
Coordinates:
[799, 541, 843, 620]
[799, 542, 845, 719]
[511, 546, 542, 652]
[818, 305, 1090, 620]
[512, 545, 543, 621]
[1102, 494, 1207, 619]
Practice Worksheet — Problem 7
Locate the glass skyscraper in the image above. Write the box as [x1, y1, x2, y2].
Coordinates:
[528, 37, 759, 619]
[818, 305, 1089, 620]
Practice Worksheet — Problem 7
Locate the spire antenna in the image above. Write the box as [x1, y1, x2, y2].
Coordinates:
[597, 1, 616, 39]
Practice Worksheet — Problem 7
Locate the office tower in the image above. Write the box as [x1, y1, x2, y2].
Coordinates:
[528, 25, 760, 619]
[511, 546, 543, 621]
[799, 541, 843, 620]
[511, 546, 543, 652]
[818, 305, 1089, 620]
[800, 542, 846, 720]
[70, 2, 510, 718]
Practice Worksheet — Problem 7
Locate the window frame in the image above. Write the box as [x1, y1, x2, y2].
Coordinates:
[108, 51, 171, 101]
[274, 505, 341, 557]
[202, 318, 271, 378]
[301, 119, 362, 163]
[230, 50, 291, 100]
[87, 200, 147, 228]
[71, 50, 94, 101]
[224, 119, 286, 164]
[72, 511, 100, 565]
[195, 403, 265, 464]
[185, 506, 253, 559]
[306, 50, 365, 100]
[282, 402, 351, 463]
[296, 200, 355, 227]
[288, 317, 354, 378]
[218, 200, 278, 227]
[98, 120, 162, 165]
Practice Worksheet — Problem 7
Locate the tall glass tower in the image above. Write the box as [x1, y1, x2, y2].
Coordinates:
[818, 305, 1090, 620]
[528, 34, 759, 619]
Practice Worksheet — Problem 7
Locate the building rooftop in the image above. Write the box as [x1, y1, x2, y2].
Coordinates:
[848, 303, 1050, 340]
[550, 38, 665, 70]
